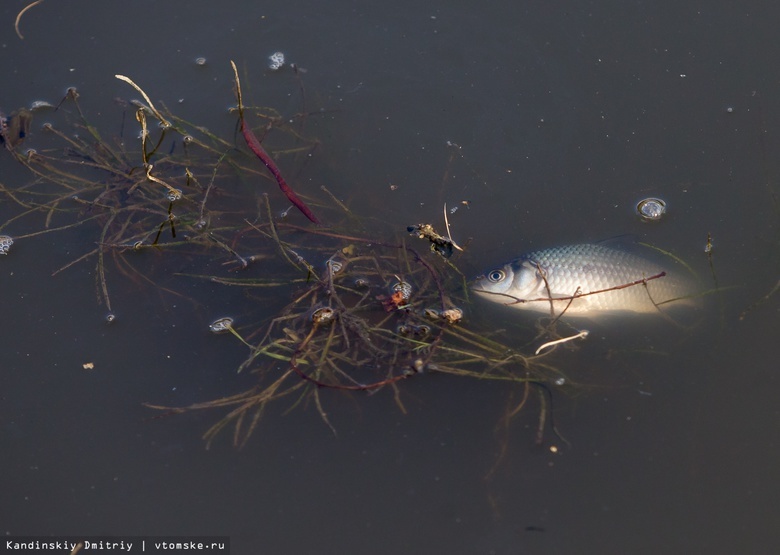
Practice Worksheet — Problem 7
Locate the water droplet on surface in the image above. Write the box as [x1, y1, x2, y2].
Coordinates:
[209, 317, 234, 334]
[636, 197, 667, 221]
[194, 57, 207, 66]
[105, 313, 116, 323]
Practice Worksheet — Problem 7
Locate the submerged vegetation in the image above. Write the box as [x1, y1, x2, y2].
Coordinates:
[1, 63, 671, 449]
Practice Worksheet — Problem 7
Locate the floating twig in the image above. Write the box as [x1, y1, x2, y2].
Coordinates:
[14, 0, 44, 39]
[535, 330, 590, 355]
[442, 203, 464, 252]
[114, 75, 171, 127]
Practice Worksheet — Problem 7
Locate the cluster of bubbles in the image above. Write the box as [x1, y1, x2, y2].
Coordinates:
[0, 235, 13, 255]
[268, 52, 285, 71]
[391, 281, 413, 302]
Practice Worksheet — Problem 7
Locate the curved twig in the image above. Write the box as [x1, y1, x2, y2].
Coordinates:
[15, 0, 44, 40]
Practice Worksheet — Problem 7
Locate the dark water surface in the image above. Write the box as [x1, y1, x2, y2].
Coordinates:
[1, 1, 778, 553]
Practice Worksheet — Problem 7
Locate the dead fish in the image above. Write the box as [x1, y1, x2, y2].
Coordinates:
[473, 243, 697, 317]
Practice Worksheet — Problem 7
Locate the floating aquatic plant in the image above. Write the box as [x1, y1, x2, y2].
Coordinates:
[1, 63, 658, 450]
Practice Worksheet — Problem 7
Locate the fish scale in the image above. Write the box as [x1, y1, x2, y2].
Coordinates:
[473, 243, 696, 316]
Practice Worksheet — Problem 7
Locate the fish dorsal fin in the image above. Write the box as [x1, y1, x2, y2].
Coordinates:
[596, 234, 640, 249]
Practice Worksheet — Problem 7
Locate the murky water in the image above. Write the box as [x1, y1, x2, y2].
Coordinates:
[2, 1, 778, 553]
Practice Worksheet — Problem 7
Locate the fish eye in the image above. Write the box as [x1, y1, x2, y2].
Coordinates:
[487, 269, 505, 282]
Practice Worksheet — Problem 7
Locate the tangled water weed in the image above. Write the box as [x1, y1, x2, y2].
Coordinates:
[0, 65, 587, 449]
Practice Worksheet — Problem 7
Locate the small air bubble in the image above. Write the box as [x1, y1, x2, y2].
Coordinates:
[105, 313, 116, 323]
[194, 57, 207, 66]
[636, 197, 667, 221]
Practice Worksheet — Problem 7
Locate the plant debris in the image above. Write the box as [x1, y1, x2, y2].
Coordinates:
[0, 63, 584, 449]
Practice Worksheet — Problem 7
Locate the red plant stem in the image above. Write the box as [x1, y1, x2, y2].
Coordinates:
[240, 120, 321, 224]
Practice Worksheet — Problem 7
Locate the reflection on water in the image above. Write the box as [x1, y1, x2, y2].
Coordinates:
[1, 0, 778, 553]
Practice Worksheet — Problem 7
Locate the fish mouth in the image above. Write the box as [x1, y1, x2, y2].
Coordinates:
[469, 275, 490, 292]
[471, 286, 525, 305]
[470, 278, 495, 296]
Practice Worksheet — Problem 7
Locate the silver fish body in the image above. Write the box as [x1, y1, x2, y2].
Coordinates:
[473, 243, 696, 317]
